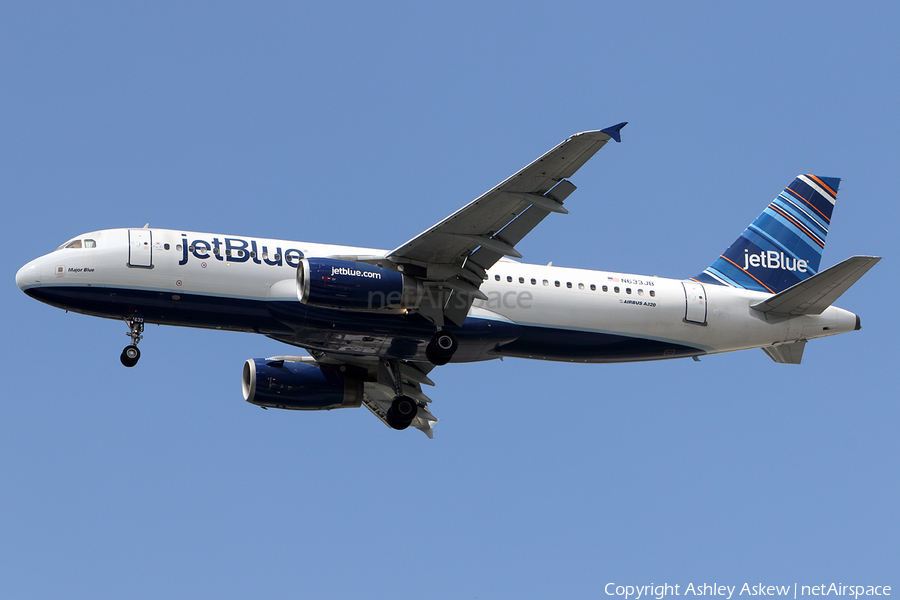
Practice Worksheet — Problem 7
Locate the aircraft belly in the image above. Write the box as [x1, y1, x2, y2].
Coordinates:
[24, 285, 288, 333]
[498, 325, 703, 362]
[265, 301, 522, 362]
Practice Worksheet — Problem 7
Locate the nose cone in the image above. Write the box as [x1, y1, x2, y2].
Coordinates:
[16, 260, 41, 292]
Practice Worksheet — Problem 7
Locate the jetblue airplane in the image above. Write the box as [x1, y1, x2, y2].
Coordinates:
[16, 123, 880, 436]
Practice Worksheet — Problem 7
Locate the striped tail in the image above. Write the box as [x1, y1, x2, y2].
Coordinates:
[694, 174, 839, 294]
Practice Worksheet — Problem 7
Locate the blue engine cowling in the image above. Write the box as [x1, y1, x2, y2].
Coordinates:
[242, 358, 363, 410]
[297, 257, 419, 310]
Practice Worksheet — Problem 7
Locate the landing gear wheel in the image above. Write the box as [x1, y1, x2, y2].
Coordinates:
[120, 345, 141, 367]
[386, 395, 418, 430]
[426, 330, 458, 366]
[120, 314, 144, 367]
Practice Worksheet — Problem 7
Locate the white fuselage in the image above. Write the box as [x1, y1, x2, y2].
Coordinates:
[16, 228, 860, 363]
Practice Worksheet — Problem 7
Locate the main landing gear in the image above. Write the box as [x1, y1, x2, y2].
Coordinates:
[384, 359, 419, 431]
[120, 314, 144, 367]
[383, 331, 456, 430]
[426, 330, 458, 366]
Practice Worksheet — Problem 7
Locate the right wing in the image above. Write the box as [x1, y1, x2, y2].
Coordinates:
[387, 123, 627, 326]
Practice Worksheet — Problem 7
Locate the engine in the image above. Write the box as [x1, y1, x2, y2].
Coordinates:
[242, 358, 363, 410]
[297, 257, 421, 310]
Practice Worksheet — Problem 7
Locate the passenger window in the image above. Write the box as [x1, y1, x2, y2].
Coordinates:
[519, 277, 524, 284]
[554, 281, 560, 287]
[507, 276, 513, 282]
[543, 280, 549, 286]
[650, 290, 656, 297]
[614, 286, 620, 293]
[626, 288, 632, 294]
[578, 283, 584, 290]
[566, 282, 572, 288]
[590, 284, 596, 291]
[638, 289, 644, 296]
[531, 278, 536, 285]
[602, 285, 608, 292]
[495, 274, 501, 281]
[163, 243, 170, 250]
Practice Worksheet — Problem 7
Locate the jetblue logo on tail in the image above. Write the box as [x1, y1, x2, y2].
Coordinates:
[694, 174, 839, 294]
[743, 249, 809, 273]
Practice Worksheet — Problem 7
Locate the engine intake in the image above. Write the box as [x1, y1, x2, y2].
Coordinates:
[242, 358, 363, 410]
[297, 257, 420, 310]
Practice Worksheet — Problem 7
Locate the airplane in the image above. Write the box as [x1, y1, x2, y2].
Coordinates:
[16, 122, 881, 437]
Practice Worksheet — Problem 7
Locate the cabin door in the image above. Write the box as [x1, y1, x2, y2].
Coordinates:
[128, 229, 153, 268]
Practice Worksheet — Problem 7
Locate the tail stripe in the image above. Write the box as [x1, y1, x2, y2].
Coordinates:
[717, 254, 776, 293]
[790, 176, 837, 221]
[779, 192, 830, 235]
[802, 175, 838, 201]
[699, 265, 741, 287]
[785, 186, 832, 224]
[768, 204, 825, 247]
[746, 208, 824, 262]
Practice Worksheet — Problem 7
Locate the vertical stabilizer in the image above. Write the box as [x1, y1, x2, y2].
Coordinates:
[694, 175, 839, 293]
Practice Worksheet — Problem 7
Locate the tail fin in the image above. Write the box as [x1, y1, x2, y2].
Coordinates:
[694, 174, 839, 294]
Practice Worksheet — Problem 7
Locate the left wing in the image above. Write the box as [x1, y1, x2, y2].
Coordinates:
[387, 123, 626, 326]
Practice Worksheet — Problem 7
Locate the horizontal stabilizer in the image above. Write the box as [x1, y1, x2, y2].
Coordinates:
[751, 255, 881, 317]
[762, 340, 807, 364]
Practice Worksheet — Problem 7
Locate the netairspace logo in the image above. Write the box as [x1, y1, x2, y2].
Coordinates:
[604, 583, 891, 600]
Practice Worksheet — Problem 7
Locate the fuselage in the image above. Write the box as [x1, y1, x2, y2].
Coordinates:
[16, 227, 860, 364]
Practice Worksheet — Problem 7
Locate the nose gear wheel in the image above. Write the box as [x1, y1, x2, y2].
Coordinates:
[120, 315, 144, 367]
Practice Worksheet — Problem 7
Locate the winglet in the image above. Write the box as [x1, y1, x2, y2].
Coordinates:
[600, 122, 627, 143]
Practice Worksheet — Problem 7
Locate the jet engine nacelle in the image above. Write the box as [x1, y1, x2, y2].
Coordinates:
[242, 358, 363, 410]
[297, 257, 421, 311]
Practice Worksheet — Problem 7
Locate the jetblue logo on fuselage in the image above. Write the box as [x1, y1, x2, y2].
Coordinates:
[742, 249, 809, 273]
[178, 235, 304, 268]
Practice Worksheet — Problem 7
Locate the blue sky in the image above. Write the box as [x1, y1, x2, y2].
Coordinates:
[2, 2, 898, 598]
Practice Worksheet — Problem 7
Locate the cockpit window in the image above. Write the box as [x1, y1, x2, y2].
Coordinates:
[56, 238, 97, 250]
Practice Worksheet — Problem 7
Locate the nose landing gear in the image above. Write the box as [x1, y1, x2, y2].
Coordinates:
[120, 314, 144, 367]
